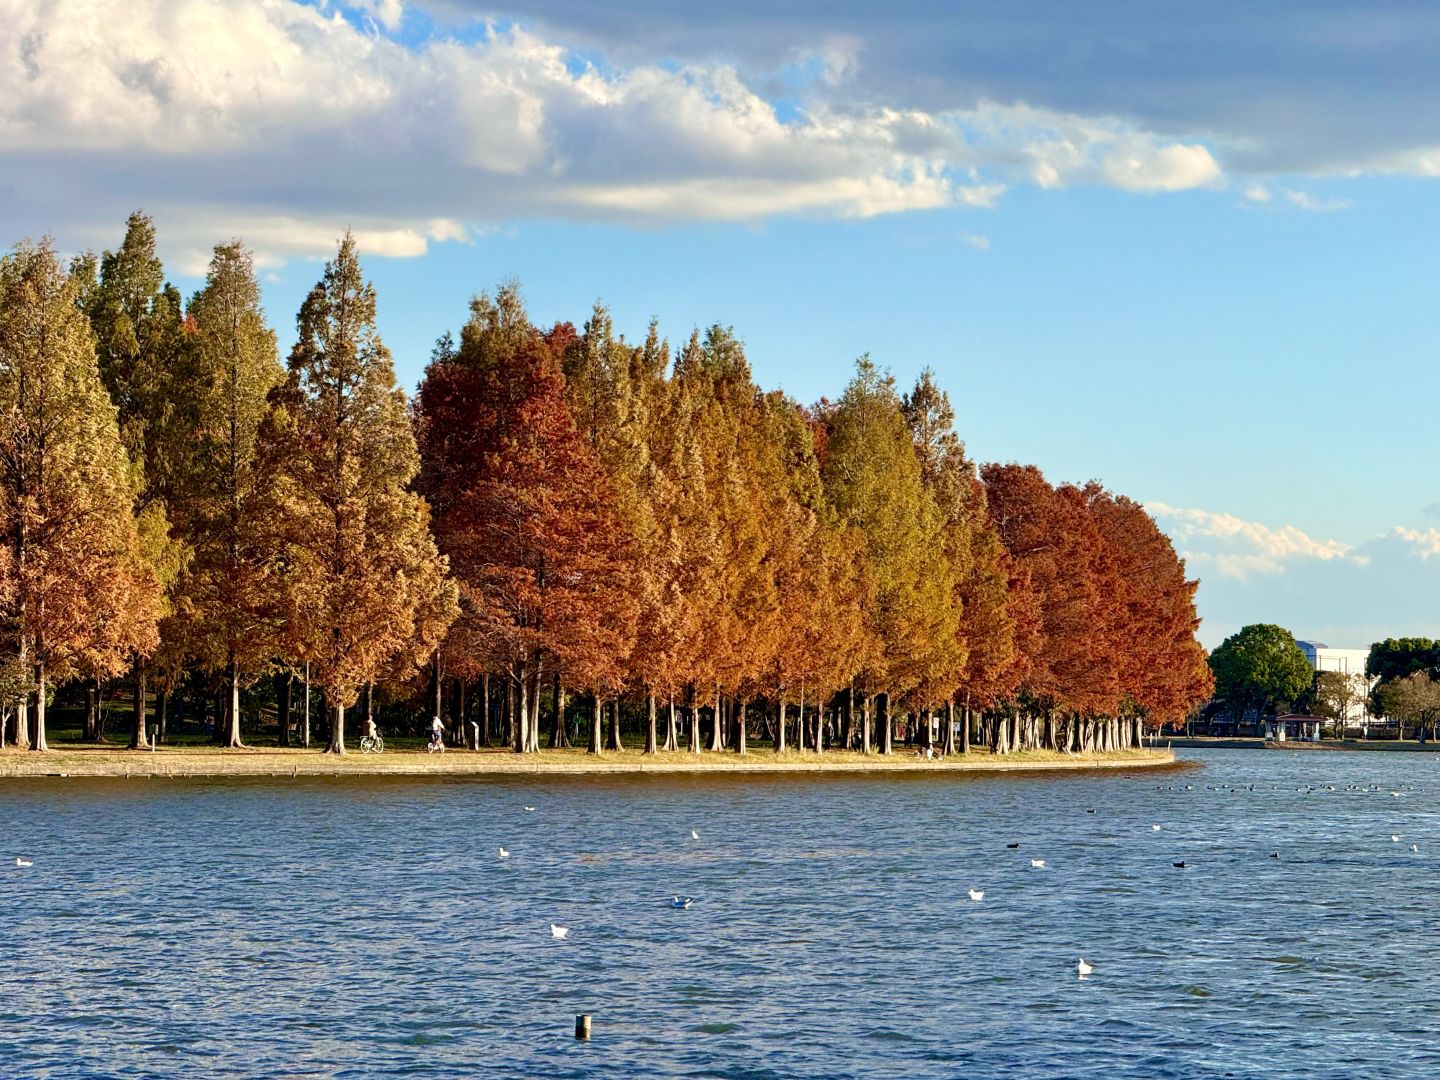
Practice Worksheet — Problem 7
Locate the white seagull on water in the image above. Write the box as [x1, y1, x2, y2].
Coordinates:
[550, 923, 569, 939]
[15, 857, 32, 868]
[1030, 859, 1046, 869]
[1392, 835, 1402, 842]
[967, 888, 984, 902]
[1077, 958, 1093, 977]
[498, 847, 509, 858]
[691, 830, 700, 840]
[1152, 825, 1162, 832]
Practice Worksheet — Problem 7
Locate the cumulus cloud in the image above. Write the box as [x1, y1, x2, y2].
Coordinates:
[441, 0, 1440, 179]
[1146, 505, 1440, 648]
[1393, 526, 1440, 559]
[0, 0, 1233, 268]
[1146, 502, 1363, 580]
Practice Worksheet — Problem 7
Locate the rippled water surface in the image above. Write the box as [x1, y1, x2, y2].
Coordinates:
[5, 749, 1440, 1078]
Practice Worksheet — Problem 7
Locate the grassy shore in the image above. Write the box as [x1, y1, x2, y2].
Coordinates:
[0, 744, 1176, 779]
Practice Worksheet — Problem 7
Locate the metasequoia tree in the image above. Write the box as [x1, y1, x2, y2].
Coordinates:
[982, 464, 1120, 752]
[73, 211, 187, 748]
[170, 242, 285, 747]
[822, 357, 956, 753]
[0, 241, 161, 751]
[1084, 485, 1211, 738]
[414, 287, 636, 754]
[265, 234, 455, 753]
[903, 369, 1016, 751]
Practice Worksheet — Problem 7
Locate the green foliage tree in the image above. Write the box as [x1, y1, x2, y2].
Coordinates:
[1209, 623, 1313, 722]
[171, 241, 285, 746]
[822, 356, 957, 753]
[74, 211, 188, 748]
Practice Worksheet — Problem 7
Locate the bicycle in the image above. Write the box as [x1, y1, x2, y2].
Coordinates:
[359, 734, 384, 754]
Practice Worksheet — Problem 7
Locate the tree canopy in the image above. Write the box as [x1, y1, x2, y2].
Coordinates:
[1, 212, 1215, 757]
[1209, 624, 1312, 719]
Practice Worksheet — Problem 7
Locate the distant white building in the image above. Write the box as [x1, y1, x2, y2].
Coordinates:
[1295, 640, 1375, 732]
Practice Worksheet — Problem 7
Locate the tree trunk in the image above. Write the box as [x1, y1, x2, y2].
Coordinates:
[842, 687, 854, 751]
[645, 690, 658, 755]
[688, 689, 701, 753]
[664, 693, 678, 751]
[862, 695, 873, 754]
[31, 660, 47, 752]
[129, 657, 150, 749]
[276, 672, 292, 747]
[432, 653, 443, 726]
[501, 677, 513, 748]
[736, 699, 747, 754]
[222, 659, 244, 748]
[796, 687, 807, 752]
[480, 673, 491, 746]
[707, 689, 723, 752]
[157, 689, 169, 745]
[515, 668, 529, 754]
[83, 682, 98, 741]
[879, 693, 893, 755]
[302, 663, 311, 748]
[607, 697, 623, 752]
[527, 654, 543, 753]
[944, 699, 957, 755]
[549, 672, 568, 749]
[776, 697, 787, 753]
[325, 701, 345, 754]
[11, 635, 29, 749]
[589, 694, 603, 754]
[816, 703, 826, 754]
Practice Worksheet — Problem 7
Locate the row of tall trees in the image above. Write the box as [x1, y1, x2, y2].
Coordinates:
[415, 285, 1212, 756]
[1, 217, 454, 753]
[2, 213, 1213, 754]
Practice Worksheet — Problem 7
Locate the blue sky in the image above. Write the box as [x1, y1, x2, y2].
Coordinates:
[3, 0, 1438, 649]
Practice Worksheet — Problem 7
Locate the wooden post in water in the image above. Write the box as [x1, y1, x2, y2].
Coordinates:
[575, 1014, 591, 1040]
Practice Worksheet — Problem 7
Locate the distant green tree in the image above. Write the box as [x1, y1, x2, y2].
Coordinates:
[1209, 624, 1312, 721]
[1366, 638, 1440, 683]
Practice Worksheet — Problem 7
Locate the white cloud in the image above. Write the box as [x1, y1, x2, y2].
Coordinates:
[960, 233, 989, 251]
[351, 0, 404, 31]
[1282, 189, 1352, 212]
[1244, 183, 1272, 202]
[0, 0, 1234, 268]
[1146, 502, 1363, 580]
[1393, 526, 1440, 559]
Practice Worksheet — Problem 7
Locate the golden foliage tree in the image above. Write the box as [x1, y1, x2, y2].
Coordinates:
[0, 241, 161, 751]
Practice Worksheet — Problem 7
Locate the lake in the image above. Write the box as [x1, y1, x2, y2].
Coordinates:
[3, 748, 1440, 1078]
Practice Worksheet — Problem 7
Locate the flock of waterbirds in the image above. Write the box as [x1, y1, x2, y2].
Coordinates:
[9, 771, 1429, 987]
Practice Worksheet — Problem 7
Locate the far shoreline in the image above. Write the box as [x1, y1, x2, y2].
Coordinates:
[0, 745, 1178, 780]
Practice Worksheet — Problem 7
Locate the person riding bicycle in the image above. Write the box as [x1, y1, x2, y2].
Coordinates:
[428, 715, 444, 751]
[364, 716, 378, 742]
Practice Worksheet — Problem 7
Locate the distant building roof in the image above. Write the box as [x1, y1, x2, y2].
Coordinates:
[1295, 640, 1329, 650]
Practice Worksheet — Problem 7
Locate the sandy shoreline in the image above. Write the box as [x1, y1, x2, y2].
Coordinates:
[0, 745, 1177, 779]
